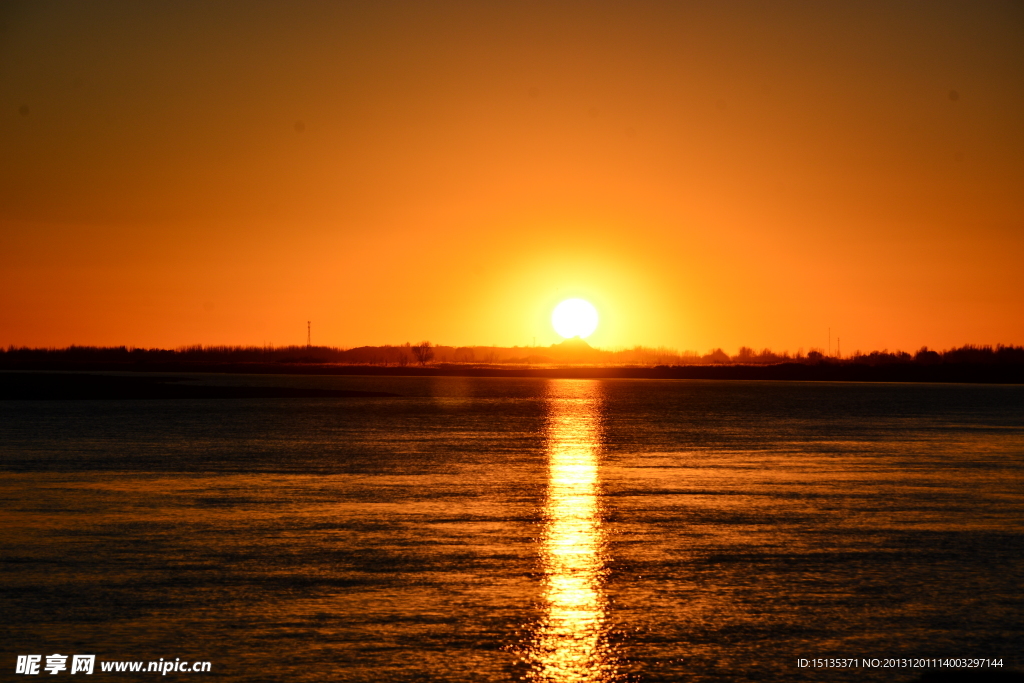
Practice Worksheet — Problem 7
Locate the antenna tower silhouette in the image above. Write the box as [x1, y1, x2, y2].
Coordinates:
[307, 321, 311, 348]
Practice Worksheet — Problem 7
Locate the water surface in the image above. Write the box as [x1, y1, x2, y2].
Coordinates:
[2, 375, 1022, 681]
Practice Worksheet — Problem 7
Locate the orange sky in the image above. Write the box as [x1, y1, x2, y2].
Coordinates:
[2, 1, 1022, 353]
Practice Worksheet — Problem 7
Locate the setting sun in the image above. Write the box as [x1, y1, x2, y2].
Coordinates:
[552, 299, 599, 340]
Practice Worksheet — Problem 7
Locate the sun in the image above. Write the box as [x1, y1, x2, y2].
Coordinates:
[551, 298, 599, 339]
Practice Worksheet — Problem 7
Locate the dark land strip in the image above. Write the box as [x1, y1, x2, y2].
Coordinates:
[0, 372, 400, 400]
[2, 361, 1023, 386]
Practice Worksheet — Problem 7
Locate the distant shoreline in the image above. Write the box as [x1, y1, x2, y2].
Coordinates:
[2, 360, 1022, 384]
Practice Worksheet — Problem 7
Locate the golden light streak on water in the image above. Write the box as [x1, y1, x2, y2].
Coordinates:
[527, 380, 619, 683]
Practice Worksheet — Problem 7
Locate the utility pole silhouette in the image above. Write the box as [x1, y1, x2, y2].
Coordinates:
[307, 321, 311, 348]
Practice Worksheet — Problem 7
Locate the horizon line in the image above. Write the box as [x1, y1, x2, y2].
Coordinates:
[5, 341, 1024, 359]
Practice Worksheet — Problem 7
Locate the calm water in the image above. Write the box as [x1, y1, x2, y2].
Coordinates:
[2, 375, 1023, 681]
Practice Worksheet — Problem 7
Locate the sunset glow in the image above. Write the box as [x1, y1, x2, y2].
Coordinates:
[1, 2, 1021, 353]
[3, 5, 1023, 683]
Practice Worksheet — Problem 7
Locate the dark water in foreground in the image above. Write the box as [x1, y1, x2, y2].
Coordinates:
[2, 375, 1023, 682]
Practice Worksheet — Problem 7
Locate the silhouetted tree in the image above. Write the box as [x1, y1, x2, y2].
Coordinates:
[411, 341, 434, 365]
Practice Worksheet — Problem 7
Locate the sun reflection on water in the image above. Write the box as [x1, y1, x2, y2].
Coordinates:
[527, 380, 618, 683]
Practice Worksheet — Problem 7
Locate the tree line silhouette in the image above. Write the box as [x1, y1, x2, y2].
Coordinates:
[3, 342, 1023, 367]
